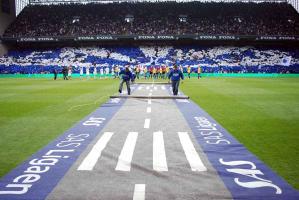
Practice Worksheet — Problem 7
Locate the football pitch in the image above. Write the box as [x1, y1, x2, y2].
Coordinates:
[0, 77, 298, 191]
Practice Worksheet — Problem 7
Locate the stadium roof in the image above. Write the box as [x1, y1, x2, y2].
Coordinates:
[29, 0, 288, 5]
[27, 0, 298, 14]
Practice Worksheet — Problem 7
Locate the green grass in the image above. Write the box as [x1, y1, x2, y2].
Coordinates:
[0, 78, 119, 177]
[0, 77, 298, 190]
[181, 77, 299, 190]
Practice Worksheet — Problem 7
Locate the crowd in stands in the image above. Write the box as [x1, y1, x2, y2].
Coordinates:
[0, 46, 298, 74]
[3, 2, 299, 37]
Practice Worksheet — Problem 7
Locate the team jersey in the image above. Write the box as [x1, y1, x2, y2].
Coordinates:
[166, 67, 170, 73]
[119, 69, 133, 81]
[168, 69, 184, 81]
[162, 67, 166, 73]
[105, 67, 109, 74]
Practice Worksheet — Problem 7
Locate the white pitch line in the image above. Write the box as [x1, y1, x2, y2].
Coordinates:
[133, 184, 146, 200]
[148, 99, 152, 105]
[115, 132, 138, 171]
[77, 132, 113, 171]
[178, 132, 207, 172]
[147, 107, 151, 113]
[153, 131, 168, 171]
[144, 119, 150, 129]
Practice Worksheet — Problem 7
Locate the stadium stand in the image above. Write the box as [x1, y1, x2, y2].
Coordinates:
[3, 2, 299, 37]
[1, 1, 298, 75]
[0, 46, 298, 74]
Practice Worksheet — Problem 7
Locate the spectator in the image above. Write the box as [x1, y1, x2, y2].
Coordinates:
[3, 2, 299, 37]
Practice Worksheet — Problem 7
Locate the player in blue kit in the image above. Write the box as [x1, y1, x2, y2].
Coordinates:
[168, 64, 184, 95]
[119, 66, 133, 95]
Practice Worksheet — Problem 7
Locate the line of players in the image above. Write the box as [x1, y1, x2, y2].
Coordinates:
[59, 64, 202, 80]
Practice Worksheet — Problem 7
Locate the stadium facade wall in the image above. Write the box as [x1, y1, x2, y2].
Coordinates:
[3, 35, 299, 48]
[0, 0, 15, 56]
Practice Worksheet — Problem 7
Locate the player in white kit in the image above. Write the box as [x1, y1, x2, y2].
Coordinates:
[93, 64, 97, 79]
[67, 65, 72, 80]
[105, 66, 110, 78]
[100, 67, 104, 79]
[79, 64, 84, 80]
[86, 65, 90, 79]
[111, 65, 115, 78]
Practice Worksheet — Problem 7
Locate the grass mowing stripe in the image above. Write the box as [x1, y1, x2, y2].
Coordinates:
[181, 77, 299, 190]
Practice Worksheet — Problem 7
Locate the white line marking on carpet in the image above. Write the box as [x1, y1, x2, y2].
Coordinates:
[144, 119, 150, 129]
[153, 131, 168, 171]
[178, 132, 207, 172]
[77, 132, 114, 171]
[176, 99, 190, 103]
[115, 132, 138, 171]
[133, 184, 145, 200]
